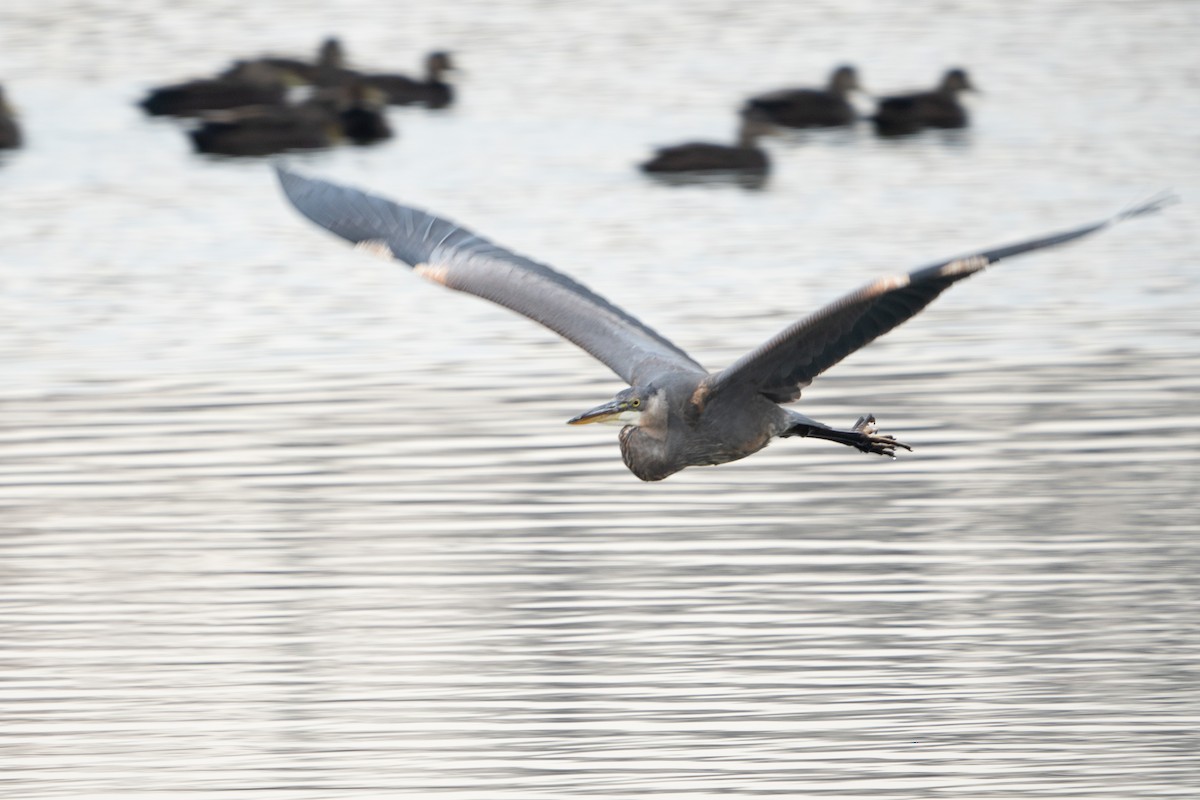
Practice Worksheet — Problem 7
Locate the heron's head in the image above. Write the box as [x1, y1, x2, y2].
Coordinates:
[567, 387, 656, 428]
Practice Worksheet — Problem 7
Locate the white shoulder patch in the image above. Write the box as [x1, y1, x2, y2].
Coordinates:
[354, 239, 394, 260]
[873, 274, 911, 293]
[940, 255, 989, 277]
[414, 262, 452, 286]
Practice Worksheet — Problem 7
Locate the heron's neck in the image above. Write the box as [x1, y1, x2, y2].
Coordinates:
[618, 425, 678, 482]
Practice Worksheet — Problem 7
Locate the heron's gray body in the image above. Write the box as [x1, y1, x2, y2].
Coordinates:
[275, 167, 1171, 481]
[612, 377, 789, 481]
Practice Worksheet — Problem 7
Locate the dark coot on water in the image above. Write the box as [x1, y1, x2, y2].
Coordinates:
[140, 62, 288, 117]
[361, 51, 456, 108]
[0, 85, 21, 148]
[870, 68, 977, 136]
[742, 65, 862, 128]
[640, 117, 772, 174]
[220, 36, 347, 86]
[188, 82, 392, 156]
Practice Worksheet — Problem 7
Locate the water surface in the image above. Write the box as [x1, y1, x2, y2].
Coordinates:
[2, 1, 1199, 797]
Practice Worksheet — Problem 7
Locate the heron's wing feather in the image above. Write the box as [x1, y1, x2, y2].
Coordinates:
[276, 168, 705, 385]
[708, 194, 1175, 404]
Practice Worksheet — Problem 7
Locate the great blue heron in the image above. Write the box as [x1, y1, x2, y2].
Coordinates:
[276, 167, 1170, 481]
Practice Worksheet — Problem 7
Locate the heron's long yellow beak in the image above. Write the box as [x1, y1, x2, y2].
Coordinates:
[567, 398, 626, 426]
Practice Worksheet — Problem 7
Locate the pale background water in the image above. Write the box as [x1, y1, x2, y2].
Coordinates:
[1, 1, 1199, 798]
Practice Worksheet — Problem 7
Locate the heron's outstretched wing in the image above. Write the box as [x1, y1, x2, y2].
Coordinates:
[276, 168, 705, 385]
[707, 194, 1175, 404]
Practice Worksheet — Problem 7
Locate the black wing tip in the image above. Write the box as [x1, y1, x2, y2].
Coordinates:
[1115, 190, 1179, 223]
[272, 164, 375, 249]
[273, 162, 316, 205]
[272, 164, 415, 221]
[272, 164, 371, 237]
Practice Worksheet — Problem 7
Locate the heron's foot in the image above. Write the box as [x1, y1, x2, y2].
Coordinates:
[849, 414, 912, 458]
[783, 413, 912, 457]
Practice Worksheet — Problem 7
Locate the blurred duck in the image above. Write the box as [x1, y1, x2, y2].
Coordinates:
[309, 82, 393, 145]
[870, 68, 977, 136]
[189, 83, 391, 156]
[140, 62, 287, 117]
[189, 104, 336, 156]
[742, 65, 862, 128]
[220, 36, 348, 86]
[640, 117, 771, 175]
[361, 51, 457, 108]
[0, 85, 21, 148]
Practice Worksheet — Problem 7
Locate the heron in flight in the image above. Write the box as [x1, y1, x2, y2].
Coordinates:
[276, 167, 1170, 481]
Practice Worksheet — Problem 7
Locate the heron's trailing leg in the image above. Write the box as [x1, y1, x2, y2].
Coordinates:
[783, 413, 911, 458]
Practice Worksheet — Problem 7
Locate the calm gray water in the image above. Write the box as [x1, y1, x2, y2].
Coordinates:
[2, 1, 1199, 798]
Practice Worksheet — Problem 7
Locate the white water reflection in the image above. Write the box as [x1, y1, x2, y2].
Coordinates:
[2, 1, 1200, 798]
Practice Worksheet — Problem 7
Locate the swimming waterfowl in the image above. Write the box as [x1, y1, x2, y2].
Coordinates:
[309, 82, 393, 145]
[870, 68, 977, 136]
[221, 37, 348, 86]
[139, 62, 288, 117]
[742, 65, 862, 128]
[188, 83, 391, 156]
[189, 104, 337, 156]
[0, 85, 21, 149]
[640, 117, 772, 174]
[361, 51, 456, 108]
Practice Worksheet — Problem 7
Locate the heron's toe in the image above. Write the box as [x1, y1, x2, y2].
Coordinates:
[851, 414, 911, 457]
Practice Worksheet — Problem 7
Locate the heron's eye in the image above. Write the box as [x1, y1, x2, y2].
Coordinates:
[630, 398, 641, 408]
